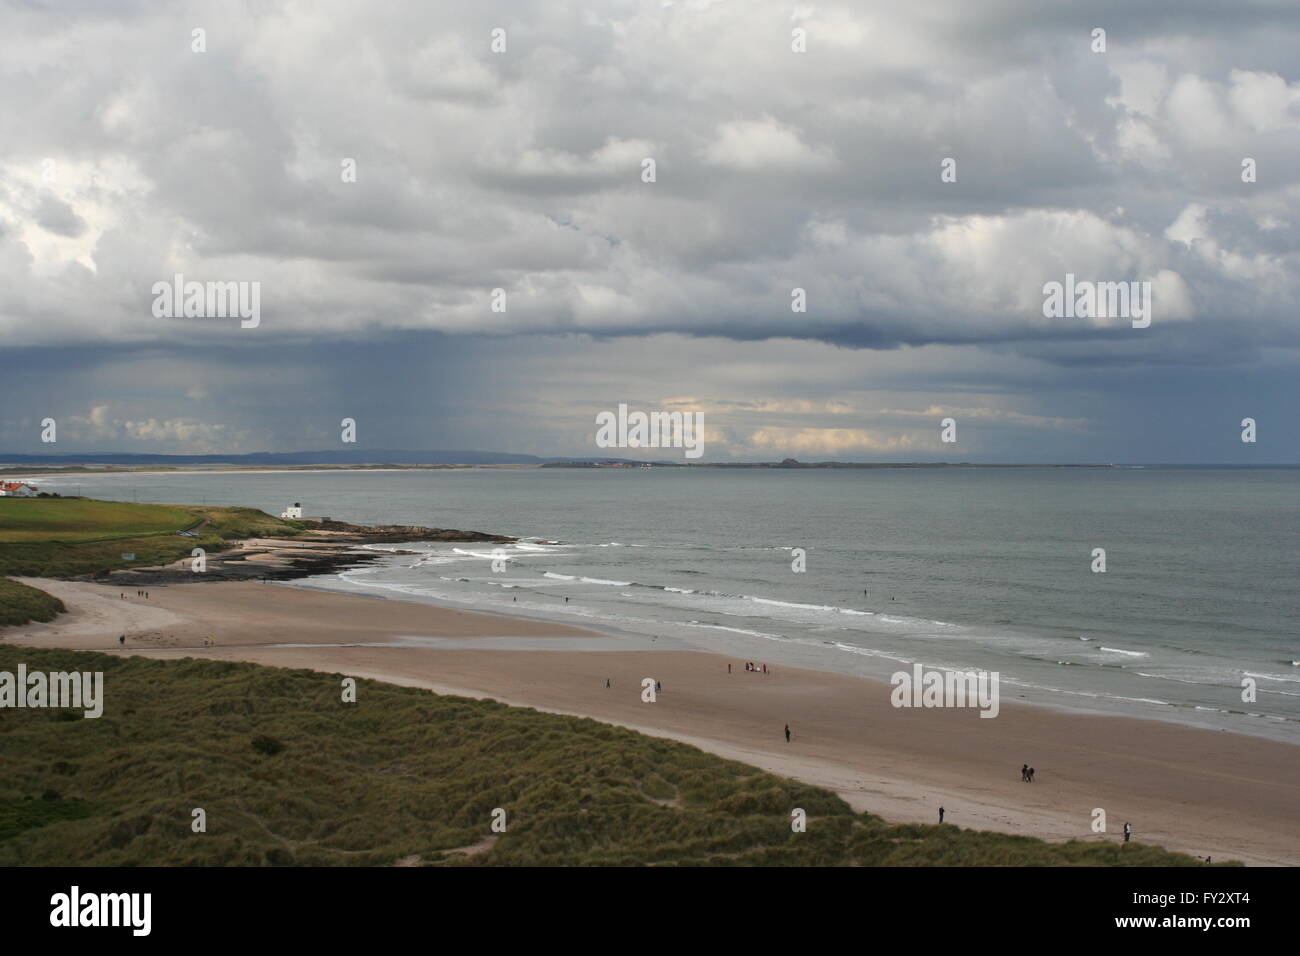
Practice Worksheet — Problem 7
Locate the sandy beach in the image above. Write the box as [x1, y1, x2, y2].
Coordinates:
[8, 576, 1299, 866]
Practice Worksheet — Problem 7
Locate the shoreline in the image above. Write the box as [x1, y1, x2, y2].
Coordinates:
[7, 576, 1298, 866]
[70, 528, 512, 588]
[34, 509, 1294, 745]
[13, 467, 491, 478]
[23, 524, 1299, 742]
[292, 567, 1300, 742]
[23, 464, 1300, 482]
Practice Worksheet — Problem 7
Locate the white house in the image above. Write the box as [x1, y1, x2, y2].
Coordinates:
[280, 502, 303, 519]
[0, 482, 38, 497]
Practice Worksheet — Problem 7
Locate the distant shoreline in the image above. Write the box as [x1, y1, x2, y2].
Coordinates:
[9, 462, 1297, 478]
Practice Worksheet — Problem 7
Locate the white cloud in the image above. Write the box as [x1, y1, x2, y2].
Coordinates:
[701, 116, 836, 171]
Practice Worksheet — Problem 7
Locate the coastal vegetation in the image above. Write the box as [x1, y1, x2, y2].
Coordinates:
[0, 578, 66, 627]
[0, 498, 202, 544]
[0, 647, 1226, 867]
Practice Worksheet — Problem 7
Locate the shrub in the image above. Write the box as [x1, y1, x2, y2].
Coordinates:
[251, 735, 286, 757]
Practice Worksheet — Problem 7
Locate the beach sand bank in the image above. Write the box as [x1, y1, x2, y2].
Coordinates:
[8, 577, 1298, 866]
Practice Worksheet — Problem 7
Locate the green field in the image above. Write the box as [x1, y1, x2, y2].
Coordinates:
[0, 646, 1225, 866]
[0, 497, 199, 543]
[0, 497, 301, 580]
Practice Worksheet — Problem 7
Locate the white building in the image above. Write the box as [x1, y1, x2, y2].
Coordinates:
[280, 502, 303, 519]
[0, 482, 38, 497]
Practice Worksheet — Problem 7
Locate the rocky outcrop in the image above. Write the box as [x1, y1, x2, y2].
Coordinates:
[311, 520, 514, 543]
[80, 522, 515, 585]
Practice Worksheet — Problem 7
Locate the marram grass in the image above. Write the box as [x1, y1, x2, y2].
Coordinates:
[0, 577, 67, 627]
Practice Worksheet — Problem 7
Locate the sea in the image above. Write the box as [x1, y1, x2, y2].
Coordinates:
[34, 466, 1299, 743]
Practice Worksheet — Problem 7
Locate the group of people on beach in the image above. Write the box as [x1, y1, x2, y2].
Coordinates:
[121, 590, 150, 599]
[1020, 763, 1036, 783]
[742, 661, 768, 673]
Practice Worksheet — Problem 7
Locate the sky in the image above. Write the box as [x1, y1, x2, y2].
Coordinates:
[1, 0, 1298, 463]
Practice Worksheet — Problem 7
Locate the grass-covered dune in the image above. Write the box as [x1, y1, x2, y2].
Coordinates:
[0, 578, 67, 627]
[0, 647, 1223, 866]
[0, 497, 302, 580]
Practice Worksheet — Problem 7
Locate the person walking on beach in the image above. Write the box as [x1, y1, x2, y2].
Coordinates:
[728, 663, 731, 674]
[118, 635, 125, 645]
[605, 678, 610, 688]
[1021, 763, 1029, 782]
[1123, 822, 1132, 843]
[939, 806, 945, 823]
[1028, 767, 1036, 783]
[784, 724, 791, 743]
